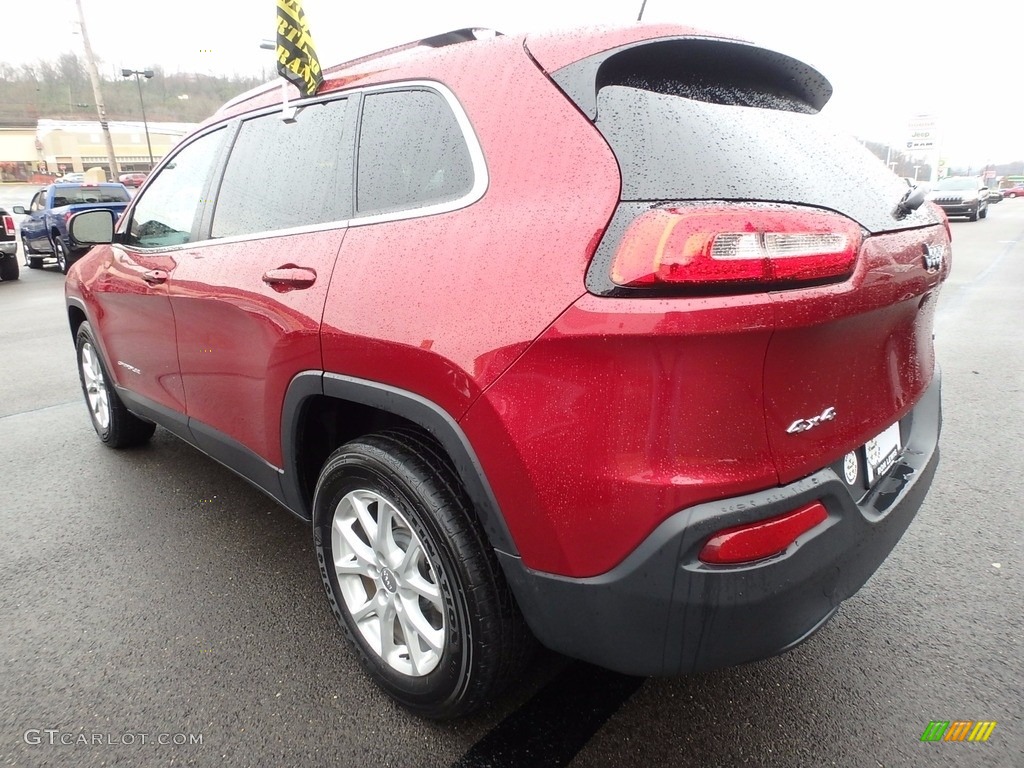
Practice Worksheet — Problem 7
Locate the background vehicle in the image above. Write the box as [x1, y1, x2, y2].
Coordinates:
[926, 175, 990, 220]
[1002, 184, 1024, 198]
[15, 182, 131, 273]
[64, 23, 947, 719]
[118, 172, 147, 188]
[987, 187, 1004, 204]
[0, 208, 17, 281]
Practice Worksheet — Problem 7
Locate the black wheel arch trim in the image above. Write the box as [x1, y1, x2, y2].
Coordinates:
[284, 371, 519, 557]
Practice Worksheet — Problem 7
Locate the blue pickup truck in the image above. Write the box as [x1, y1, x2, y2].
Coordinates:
[15, 183, 131, 274]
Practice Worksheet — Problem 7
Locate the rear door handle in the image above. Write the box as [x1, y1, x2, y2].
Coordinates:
[142, 269, 168, 285]
[262, 266, 317, 291]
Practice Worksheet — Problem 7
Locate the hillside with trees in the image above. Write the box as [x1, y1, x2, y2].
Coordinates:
[0, 53, 266, 124]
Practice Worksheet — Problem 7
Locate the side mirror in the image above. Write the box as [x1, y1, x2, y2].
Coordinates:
[68, 209, 115, 248]
[12, 205, 26, 214]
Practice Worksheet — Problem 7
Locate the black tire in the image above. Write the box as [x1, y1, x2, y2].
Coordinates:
[0, 258, 18, 281]
[968, 206, 979, 222]
[313, 430, 533, 719]
[27, 256, 43, 269]
[55, 238, 73, 274]
[979, 204, 987, 220]
[75, 321, 156, 448]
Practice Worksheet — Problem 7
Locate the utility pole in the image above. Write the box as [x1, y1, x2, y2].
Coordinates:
[75, 0, 119, 177]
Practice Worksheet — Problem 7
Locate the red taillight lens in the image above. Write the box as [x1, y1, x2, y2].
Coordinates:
[698, 501, 829, 565]
[610, 205, 862, 290]
[2, 215, 13, 237]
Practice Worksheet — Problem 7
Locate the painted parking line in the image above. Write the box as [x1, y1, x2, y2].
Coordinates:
[451, 662, 643, 768]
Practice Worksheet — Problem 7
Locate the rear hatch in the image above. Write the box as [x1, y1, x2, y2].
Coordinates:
[530, 34, 949, 484]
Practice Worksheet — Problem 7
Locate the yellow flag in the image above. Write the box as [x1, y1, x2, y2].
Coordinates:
[276, 0, 323, 97]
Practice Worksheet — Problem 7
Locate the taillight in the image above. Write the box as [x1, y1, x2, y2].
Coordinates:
[2, 215, 13, 237]
[609, 205, 862, 291]
[698, 501, 829, 565]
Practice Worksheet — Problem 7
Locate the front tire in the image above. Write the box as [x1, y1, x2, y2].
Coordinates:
[313, 431, 532, 719]
[75, 321, 156, 447]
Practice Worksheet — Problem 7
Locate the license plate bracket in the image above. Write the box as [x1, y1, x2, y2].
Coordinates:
[864, 422, 902, 485]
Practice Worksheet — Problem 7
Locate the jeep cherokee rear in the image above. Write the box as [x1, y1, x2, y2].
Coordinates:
[64, 24, 946, 718]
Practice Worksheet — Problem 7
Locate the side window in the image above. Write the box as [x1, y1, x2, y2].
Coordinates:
[125, 129, 225, 248]
[356, 89, 474, 215]
[211, 99, 352, 238]
[30, 191, 45, 212]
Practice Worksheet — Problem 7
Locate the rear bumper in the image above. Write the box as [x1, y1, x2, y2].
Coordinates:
[0, 241, 17, 257]
[501, 373, 941, 676]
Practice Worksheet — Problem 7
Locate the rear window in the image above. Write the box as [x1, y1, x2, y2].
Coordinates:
[552, 38, 938, 234]
[51, 186, 131, 206]
[594, 86, 936, 234]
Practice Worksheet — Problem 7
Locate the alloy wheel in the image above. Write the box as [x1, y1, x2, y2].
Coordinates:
[79, 341, 110, 431]
[330, 489, 446, 677]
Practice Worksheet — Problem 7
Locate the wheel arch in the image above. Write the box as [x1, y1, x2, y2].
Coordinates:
[282, 371, 519, 557]
[67, 299, 89, 340]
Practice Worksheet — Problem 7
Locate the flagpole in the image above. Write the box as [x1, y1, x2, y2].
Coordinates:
[275, 0, 322, 120]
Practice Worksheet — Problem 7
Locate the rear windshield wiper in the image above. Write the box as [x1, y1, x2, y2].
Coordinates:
[895, 185, 926, 218]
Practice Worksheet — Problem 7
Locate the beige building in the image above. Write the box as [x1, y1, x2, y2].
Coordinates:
[0, 119, 197, 181]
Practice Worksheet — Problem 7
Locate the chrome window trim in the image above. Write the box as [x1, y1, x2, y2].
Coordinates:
[120, 79, 487, 255]
[349, 79, 488, 225]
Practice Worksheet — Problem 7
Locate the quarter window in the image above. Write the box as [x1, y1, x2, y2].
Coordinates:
[356, 89, 473, 215]
[211, 99, 352, 238]
[125, 129, 225, 248]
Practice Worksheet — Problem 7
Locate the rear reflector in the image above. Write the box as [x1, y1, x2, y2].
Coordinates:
[610, 205, 862, 290]
[698, 501, 828, 565]
[2, 215, 13, 237]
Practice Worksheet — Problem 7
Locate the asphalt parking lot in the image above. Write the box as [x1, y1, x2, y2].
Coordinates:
[1, 183, 1021, 767]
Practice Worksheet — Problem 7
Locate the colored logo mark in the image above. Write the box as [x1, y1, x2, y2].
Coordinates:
[920, 721, 997, 742]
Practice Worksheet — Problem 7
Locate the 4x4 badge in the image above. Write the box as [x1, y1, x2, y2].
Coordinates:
[786, 406, 837, 434]
[923, 244, 945, 273]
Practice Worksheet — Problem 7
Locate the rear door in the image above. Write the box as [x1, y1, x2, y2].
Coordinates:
[167, 96, 355, 472]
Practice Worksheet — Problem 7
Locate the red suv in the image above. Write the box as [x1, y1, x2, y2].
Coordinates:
[65, 24, 948, 719]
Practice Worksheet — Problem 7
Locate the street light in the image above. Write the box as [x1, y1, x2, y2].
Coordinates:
[121, 68, 155, 171]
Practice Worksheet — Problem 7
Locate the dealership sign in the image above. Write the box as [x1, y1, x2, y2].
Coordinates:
[907, 115, 938, 150]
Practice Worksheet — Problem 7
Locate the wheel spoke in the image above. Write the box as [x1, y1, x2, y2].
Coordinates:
[396, 610, 427, 676]
[374, 498, 395, 560]
[348, 492, 379, 545]
[350, 596, 378, 623]
[379, 599, 399, 663]
[402, 572, 443, 609]
[333, 518, 377, 569]
[399, 594, 444, 653]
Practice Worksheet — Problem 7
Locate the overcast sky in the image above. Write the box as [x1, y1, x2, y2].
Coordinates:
[5, 0, 1020, 167]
